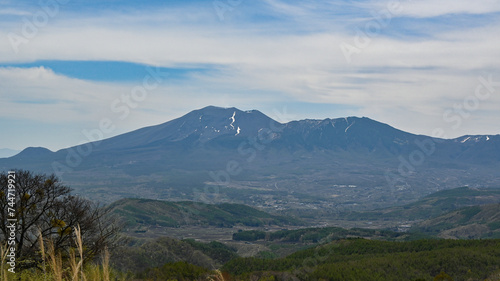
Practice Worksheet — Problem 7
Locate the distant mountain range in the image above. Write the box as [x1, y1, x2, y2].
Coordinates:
[1, 106, 499, 211]
[0, 148, 20, 158]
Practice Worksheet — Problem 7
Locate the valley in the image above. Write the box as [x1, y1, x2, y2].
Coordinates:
[2, 107, 500, 280]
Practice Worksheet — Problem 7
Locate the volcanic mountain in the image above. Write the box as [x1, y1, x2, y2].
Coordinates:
[1, 106, 499, 211]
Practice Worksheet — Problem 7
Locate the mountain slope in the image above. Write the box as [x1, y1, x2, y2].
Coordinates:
[340, 187, 500, 221]
[108, 198, 301, 228]
[92, 106, 277, 152]
[412, 203, 500, 239]
[222, 239, 500, 280]
[1, 106, 500, 213]
[111, 236, 238, 273]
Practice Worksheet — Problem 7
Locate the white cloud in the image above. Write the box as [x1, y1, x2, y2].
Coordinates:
[0, 67, 121, 122]
[0, 66, 281, 149]
[261, 0, 500, 22]
[395, 0, 500, 18]
[0, 1, 499, 150]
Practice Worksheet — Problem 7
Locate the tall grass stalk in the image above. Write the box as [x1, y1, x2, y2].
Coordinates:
[0, 243, 8, 281]
[38, 228, 47, 281]
[71, 225, 84, 281]
[0, 225, 116, 281]
[209, 269, 226, 281]
[102, 247, 110, 281]
[46, 239, 63, 281]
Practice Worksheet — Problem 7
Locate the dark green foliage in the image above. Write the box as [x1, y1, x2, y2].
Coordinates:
[256, 251, 278, 259]
[458, 206, 481, 222]
[108, 199, 301, 228]
[112, 237, 219, 273]
[233, 230, 266, 241]
[234, 226, 423, 243]
[222, 239, 500, 280]
[411, 204, 500, 239]
[182, 239, 238, 264]
[137, 261, 212, 280]
[488, 221, 500, 230]
[428, 187, 481, 198]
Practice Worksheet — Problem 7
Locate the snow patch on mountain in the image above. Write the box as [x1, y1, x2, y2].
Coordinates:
[345, 120, 355, 133]
[230, 111, 236, 129]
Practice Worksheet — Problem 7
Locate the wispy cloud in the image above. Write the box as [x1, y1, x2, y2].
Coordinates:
[0, 0, 499, 150]
[0, 8, 31, 16]
[393, 0, 500, 18]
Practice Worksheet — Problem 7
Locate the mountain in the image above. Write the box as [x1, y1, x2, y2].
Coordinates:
[0, 148, 21, 158]
[9, 147, 52, 159]
[1, 106, 500, 214]
[90, 106, 276, 152]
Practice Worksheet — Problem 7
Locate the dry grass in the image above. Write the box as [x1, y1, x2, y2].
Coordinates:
[486, 270, 500, 281]
[0, 225, 116, 281]
[2, 226, 227, 281]
[69, 225, 84, 281]
[208, 269, 228, 281]
[1, 243, 9, 281]
[102, 247, 110, 281]
[46, 239, 63, 281]
[38, 228, 47, 281]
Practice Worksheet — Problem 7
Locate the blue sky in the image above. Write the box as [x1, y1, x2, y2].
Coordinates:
[1, 0, 500, 151]
[0, 61, 214, 82]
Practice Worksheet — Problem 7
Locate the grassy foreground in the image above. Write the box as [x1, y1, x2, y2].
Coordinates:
[0, 226, 125, 281]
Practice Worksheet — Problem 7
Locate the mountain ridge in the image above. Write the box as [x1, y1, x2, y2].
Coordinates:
[13, 106, 499, 156]
[2, 106, 500, 212]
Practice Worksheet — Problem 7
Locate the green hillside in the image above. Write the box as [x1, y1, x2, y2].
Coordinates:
[108, 228, 500, 280]
[222, 238, 500, 280]
[111, 236, 238, 273]
[232, 226, 427, 243]
[412, 203, 500, 239]
[108, 198, 302, 228]
[341, 187, 500, 221]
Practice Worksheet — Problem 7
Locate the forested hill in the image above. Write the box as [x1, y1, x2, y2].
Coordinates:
[222, 238, 500, 280]
[412, 203, 500, 239]
[339, 186, 500, 221]
[108, 198, 302, 228]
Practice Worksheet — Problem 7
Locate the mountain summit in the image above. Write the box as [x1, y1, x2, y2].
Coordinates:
[2, 106, 499, 211]
[78, 106, 426, 154]
[93, 106, 277, 152]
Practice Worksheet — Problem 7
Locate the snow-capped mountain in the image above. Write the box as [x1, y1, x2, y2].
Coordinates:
[1, 106, 499, 209]
[88, 106, 278, 152]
